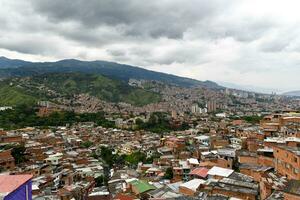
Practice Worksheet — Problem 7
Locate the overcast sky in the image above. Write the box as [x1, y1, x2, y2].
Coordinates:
[0, 0, 299, 92]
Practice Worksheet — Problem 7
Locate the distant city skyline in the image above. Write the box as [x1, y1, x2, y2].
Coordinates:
[0, 0, 299, 92]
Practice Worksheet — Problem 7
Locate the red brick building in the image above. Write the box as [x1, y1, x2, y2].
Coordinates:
[0, 149, 15, 171]
[273, 145, 300, 180]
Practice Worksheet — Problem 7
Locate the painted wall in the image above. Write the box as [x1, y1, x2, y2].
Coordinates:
[4, 180, 32, 200]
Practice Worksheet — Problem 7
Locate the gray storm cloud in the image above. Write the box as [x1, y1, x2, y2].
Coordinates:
[0, 0, 299, 92]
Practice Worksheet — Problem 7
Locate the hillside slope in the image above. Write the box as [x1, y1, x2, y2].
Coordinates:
[0, 57, 221, 89]
[0, 73, 161, 106]
[0, 56, 32, 69]
[282, 90, 300, 97]
[0, 84, 38, 106]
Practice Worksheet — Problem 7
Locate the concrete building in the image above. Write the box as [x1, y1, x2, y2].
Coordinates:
[207, 100, 217, 113]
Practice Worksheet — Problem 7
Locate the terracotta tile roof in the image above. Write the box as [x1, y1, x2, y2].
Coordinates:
[189, 167, 209, 178]
[0, 174, 32, 194]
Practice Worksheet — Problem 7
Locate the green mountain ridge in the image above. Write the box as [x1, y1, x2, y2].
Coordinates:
[0, 57, 221, 89]
[0, 73, 161, 107]
[0, 85, 38, 106]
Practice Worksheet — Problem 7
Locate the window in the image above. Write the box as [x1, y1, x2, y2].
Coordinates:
[294, 168, 299, 174]
[293, 167, 296, 174]
[278, 160, 282, 164]
[294, 157, 298, 163]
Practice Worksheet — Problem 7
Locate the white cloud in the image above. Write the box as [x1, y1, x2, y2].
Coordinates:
[0, 0, 299, 92]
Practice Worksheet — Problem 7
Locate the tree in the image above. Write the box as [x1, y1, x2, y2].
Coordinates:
[125, 151, 146, 167]
[114, 154, 126, 167]
[136, 112, 190, 133]
[95, 175, 108, 187]
[100, 146, 114, 167]
[145, 151, 160, 164]
[179, 122, 190, 130]
[164, 167, 173, 180]
[242, 115, 263, 124]
[80, 141, 93, 148]
[11, 145, 27, 165]
[0, 105, 115, 130]
[135, 118, 144, 126]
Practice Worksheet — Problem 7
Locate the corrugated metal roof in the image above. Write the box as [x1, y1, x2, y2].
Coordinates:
[130, 180, 156, 194]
